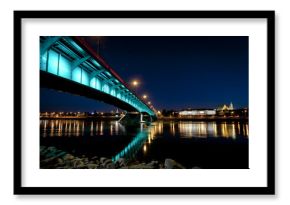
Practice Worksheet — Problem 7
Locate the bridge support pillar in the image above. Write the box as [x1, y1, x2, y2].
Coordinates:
[140, 122, 145, 131]
[119, 112, 152, 125]
[140, 113, 145, 123]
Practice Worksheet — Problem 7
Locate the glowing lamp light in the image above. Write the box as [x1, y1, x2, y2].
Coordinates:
[132, 80, 139, 87]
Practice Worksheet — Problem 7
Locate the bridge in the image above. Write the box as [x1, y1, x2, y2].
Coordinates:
[40, 36, 156, 122]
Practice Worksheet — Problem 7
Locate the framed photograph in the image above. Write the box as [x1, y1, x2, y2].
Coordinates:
[14, 10, 275, 195]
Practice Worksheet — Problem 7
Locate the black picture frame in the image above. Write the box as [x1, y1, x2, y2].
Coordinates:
[14, 10, 275, 195]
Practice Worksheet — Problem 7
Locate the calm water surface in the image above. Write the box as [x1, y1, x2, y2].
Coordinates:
[40, 119, 248, 168]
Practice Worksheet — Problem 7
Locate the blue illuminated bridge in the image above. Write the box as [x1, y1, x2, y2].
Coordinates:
[40, 36, 156, 122]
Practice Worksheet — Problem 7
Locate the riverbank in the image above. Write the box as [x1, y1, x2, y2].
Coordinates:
[159, 116, 248, 122]
[40, 116, 248, 122]
[40, 146, 197, 169]
[40, 116, 120, 120]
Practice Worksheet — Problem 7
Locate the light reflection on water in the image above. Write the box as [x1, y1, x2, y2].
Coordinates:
[112, 121, 248, 161]
[40, 120, 124, 137]
[40, 119, 248, 140]
[176, 121, 246, 139]
[40, 120, 248, 163]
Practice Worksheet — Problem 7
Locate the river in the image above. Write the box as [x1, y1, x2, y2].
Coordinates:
[40, 119, 248, 168]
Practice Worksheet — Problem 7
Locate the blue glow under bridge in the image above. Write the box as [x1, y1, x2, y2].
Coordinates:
[40, 36, 156, 118]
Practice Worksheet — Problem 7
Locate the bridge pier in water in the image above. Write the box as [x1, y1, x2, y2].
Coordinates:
[119, 112, 153, 125]
[140, 113, 145, 123]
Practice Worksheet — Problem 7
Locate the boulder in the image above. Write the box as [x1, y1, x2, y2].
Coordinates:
[164, 159, 185, 169]
[76, 164, 86, 169]
[57, 158, 64, 165]
[95, 160, 100, 165]
[63, 154, 74, 161]
[116, 158, 126, 167]
[87, 164, 98, 169]
[105, 163, 115, 169]
[147, 160, 159, 168]
[72, 158, 84, 168]
[46, 150, 66, 158]
[91, 156, 98, 161]
[100, 157, 108, 164]
[82, 158, 89, 164]
[101, 159, 112, 168]
[47, 146, 57, 152]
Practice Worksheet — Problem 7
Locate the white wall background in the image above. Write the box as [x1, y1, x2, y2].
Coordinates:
[0, 0, 288, 204]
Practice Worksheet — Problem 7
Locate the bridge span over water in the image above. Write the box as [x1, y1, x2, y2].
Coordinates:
[40, 36, 156, 121]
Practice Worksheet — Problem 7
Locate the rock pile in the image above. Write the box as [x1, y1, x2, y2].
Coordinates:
[40, 146, 196, 169]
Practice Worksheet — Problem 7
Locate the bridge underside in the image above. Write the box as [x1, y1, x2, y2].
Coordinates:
[40, 71, 139, 112]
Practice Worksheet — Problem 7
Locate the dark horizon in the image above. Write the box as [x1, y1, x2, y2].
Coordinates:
[40, 36, 248, 112]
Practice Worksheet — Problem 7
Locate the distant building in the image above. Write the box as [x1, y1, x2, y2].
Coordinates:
[216, 102, 236, 116]
[179, 109, 216, 116]
[179, 103, 237, 117]
[217, 102, 234, 111]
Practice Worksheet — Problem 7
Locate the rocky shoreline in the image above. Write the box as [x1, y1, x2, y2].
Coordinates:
[40, 146, 198, 169]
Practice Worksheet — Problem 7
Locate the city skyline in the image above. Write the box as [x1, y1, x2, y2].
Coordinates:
[40, 36, 248, 112]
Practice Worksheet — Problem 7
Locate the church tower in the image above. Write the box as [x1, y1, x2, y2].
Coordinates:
[229, 102, 234, 110]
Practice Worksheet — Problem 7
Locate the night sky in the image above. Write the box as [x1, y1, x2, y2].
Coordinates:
[40, 36, 248, 112]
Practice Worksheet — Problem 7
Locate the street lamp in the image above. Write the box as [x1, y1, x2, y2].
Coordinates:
[131, 80, 139, 87]
[142, 94, 148, 99]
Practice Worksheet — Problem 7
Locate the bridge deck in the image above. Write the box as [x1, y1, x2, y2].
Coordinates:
[40, 36, 155, 116]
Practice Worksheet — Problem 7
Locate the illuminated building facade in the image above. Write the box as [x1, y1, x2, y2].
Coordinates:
[217, 102, 234, 111]
[216, 102, 235, 116]
[179, 109, 216, 116]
